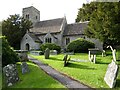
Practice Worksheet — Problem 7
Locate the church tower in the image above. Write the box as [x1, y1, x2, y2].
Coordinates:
[22, 6, 40, 24]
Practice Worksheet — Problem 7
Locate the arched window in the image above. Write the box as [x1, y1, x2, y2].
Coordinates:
[66, 38, 70, 45]
[45, 38, 52, 43]
[36, 16, 38, 19]
[25, 14, 29, 19]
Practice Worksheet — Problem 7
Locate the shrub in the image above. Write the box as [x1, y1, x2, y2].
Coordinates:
[40, 43, 61, 53]
[2, 37, 19, 67]
[67, 38, 95, 53]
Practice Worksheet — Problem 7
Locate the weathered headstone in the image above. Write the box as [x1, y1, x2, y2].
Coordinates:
[88, 48, 99, 63]
[104, 60, 119, 88]
[3, 64, 19, 86]
[107, 46, 116, 61]
[50, 50, 57, 55]
[21, 62, 30, 74]
[14, 50, 28, 61]
[63, 55, 71, 67]
[44, 48, 50, 59]
[102, 50, 106, 57]
[63, 54, 68, 61]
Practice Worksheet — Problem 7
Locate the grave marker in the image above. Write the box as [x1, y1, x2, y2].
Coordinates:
[104, 60, 119, 88]
[3, 64, 19, 86]
[44, 48, 50, 59]
[21, 62, 30, 74]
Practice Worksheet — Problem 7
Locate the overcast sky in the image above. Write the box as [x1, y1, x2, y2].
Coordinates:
[0, 0, 92, 24]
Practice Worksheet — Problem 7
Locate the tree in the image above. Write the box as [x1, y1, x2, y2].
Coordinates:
[76, 2, 120, 48]
[2, 37, 19, 67]
[2, 14, 32, 49]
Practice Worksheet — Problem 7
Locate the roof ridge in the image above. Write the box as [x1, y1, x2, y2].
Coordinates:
[68, 21, 89, 25]
[38, 17, 64, 22]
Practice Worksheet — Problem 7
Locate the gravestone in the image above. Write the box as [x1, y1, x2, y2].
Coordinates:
[30, 51, 43, 55]
[14, 50, 28, 61]
[88, 48, 99, 63]
[104, 60, 119, 88]
[63, 54, 68, 61]
[63, 55, 71, 67]
[21, 62, 30, 74]
[3, 64, 19, 86]
[44, 48, 50, 59]
[50, 50, 57, 55]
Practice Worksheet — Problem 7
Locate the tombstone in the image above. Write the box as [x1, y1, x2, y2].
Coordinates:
[3, 64, 19, 86]
[21, 62, 30, 74]
[63, 55, 68, 67]
[44, 48, 50, 59]
[104, 60, 119, 88]
[63, 54, 68, 61]
[107, 46, 116, 61]
[30, 51, 43, 55]
[63, 55, 71, 67]
[88, 48, 99, 63]
[102, 50, 106, 57]
[14, 50, 28, 61]
[50, 50, 57, 55]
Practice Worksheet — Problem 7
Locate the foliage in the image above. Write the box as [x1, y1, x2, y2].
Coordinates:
[2, 14, 32, 49]
[3, 62, 65, 88]
[30, 51, 120, 88]
[67, 38, 95, 53]
[40, 43, 61, 53]
[2, 37, 19, 67]
[0, 22, 2, 36]
[76, 2, 120, 47]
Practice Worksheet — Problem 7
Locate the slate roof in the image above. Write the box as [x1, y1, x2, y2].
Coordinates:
[28, 33, 42, 43]
[30, 18, 64, 34]
[63, 22, 88, 36]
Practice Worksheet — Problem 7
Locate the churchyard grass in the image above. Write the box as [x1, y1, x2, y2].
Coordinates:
[30, 51, 120, 88]
[3, 62, 65, 88]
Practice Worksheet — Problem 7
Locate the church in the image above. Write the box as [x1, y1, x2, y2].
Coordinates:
[20, 6, 103, 51]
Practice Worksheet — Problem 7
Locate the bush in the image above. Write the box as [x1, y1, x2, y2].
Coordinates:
[67, 38, 95, 53]
[40, 43, 61, 53]
[2, 37, 19, 67]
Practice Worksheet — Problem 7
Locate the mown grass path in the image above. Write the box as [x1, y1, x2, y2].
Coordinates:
[28, 55, 93, 89]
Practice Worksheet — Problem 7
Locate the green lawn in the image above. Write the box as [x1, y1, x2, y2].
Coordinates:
[30, 52, 120, 88]
[3, 62, 66, 88]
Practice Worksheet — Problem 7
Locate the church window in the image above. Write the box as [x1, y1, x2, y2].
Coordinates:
[25, 14, 29, 19]
[66, 38, 70, 45]
[45, 38, 52, 43]
[36, 16, 38, 19]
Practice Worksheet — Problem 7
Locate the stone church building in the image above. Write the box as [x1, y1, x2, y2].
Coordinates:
[21, 6, 103, 51]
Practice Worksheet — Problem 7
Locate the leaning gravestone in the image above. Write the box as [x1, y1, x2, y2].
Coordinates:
[104, 60, 119, 88]
[21, 62, 30, 74]
[3, 64, 19, 86]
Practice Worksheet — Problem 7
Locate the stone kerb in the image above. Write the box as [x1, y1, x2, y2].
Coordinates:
[3, 64, 19, 87]
[104, 60, 119, 88]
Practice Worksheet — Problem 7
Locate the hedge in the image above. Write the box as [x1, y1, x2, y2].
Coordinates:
[67, 38, 95, 53]
[40, 43, 61, 53]
[2, 37, 19, 67]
